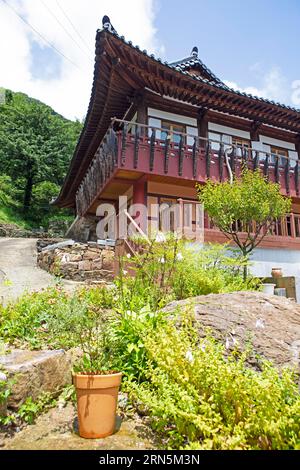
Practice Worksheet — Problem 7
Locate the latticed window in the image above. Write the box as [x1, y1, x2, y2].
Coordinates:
[161, 120, 186, 144]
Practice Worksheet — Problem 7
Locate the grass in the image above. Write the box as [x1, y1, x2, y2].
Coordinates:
[0, 205, 32, 229]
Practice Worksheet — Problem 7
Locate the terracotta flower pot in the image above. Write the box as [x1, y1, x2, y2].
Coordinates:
[271, 268, 283, 279]
[73, 372, 122, 439]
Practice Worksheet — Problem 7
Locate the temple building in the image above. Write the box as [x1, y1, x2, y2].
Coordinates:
[55, 17, 300, 286]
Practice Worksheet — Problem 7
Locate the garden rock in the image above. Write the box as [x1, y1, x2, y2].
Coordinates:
[163, 291, 300, 371]
[0, 349, 72, 409]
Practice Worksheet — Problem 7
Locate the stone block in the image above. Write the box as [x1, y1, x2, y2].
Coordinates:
[0, 350, 73, 409]
[102, 250, 115, 270]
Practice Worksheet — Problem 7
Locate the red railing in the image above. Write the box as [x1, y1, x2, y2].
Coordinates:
[75, 119, 300, 217]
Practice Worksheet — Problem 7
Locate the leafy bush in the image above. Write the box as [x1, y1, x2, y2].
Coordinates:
[127, 312, 300, 450]
[117, 237, 259, 312]
[0, 286, 116, 350]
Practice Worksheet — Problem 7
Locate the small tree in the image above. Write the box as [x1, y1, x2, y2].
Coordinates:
[197, 169, 291, 279]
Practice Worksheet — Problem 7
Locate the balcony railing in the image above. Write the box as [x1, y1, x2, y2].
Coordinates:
[76, 119, 300, 217]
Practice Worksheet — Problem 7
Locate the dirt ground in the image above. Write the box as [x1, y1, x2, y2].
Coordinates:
[0, 238, 81, 304]
[0, 403, 158, 451]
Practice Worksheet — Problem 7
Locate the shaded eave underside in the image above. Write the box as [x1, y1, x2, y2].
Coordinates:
[55, 29, 300, 208]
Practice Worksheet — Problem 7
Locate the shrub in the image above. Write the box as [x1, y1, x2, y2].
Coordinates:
[0, 285, 117, 350]
[127, 311, 300, 450]
[116, 237, 259, 312]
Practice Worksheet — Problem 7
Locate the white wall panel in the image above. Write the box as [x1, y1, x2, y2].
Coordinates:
[208, 122, 250, 139]
[148, 108, 197, 127]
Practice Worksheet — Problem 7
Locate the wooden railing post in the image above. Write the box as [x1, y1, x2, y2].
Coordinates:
[285, 158, 290, 194]
[230, 147, 236, 175]
[253, 150, 259, 171]
[121, 124, 128, 166]
[218, 142, 224, 182]
[275, 155, 280, 183]
[263, 154, 269, 179]
[133, 124, 140, 169]
[192, 137, 198, 179]
[206, 141, 211, 178]
[149, 128, 156, 171]
[290, 213, 296, 238]
[178, 135, 184, 176]
[295, 161, 300, 196]
[164, 133, 170, 174]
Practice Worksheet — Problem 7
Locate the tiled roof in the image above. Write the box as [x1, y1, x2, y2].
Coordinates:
[169, 55, 225, 85]
[107, 29, 300, 114]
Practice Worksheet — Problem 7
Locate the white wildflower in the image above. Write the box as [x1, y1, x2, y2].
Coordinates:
[126, 253, 131, 259]
[155, 232, 167, 243]
[123, 270, 128, 276]
[125, 311, 137, 319]
[185, 350, 194, 363]
[176, 253, 184, 261]
[255, 319, 265, 329]
[159, 257, 165, 264]
[0, 372, 7, 382]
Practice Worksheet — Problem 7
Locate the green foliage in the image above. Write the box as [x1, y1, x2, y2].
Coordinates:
[197, 169, 291, 262]
[112, 307, 166, 382]
[0, 89, 82, 224]
[0, 385, 75, 427]
[116, 237, 259, 312]
[0, 286, 116, 350]
[127, 312, 300, 450]
[17, 392, 56, 425]
[0, 175, 14, 206]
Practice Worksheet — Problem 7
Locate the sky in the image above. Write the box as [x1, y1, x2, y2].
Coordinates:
[0, 0, 299, 121]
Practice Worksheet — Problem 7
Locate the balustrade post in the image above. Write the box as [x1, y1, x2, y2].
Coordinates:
[149, 128, 156, 171]
[295, 161, 300, 196]
[164, 133, 170, 174]
[121, 124, 128, 166]
[178, 135, 184, 176]
[205, 141, 211, 178]
[133, 124, 140, 169]
[285, 158, 290, 194]
[218, 142, 224, 182]
[253, 150, 259, 171]
[290, 213, 296, 238]
[192, 137, 198, 179]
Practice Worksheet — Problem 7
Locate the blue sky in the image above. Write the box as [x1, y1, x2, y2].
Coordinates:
[157, 0, 299, 77]
[155, 0, 300, 104]
[0, 0, 299, 119]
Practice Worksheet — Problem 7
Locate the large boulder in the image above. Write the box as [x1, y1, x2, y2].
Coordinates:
[163, 292, 300, 370]
[0, 349, 73, 409]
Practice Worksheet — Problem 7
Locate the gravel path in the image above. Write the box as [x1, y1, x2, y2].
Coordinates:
[0, 238, 78, 305]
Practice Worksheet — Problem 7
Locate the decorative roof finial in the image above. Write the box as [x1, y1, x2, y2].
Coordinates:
[191, 46, 198, 58]
[102, 15, 117, 34]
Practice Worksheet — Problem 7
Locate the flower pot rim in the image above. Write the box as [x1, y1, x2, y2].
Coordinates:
[72, 371, 122, 378]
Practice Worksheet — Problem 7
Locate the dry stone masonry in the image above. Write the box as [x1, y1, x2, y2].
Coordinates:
[37, 240, 115, 282]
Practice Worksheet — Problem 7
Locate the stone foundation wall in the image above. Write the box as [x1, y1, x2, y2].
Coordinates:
[37, 242, 115, 282]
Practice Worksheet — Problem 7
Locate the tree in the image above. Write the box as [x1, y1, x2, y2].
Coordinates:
[0, 90, 82, 218]
[0, 175, 14, 206]
[197, 169, 291, 279]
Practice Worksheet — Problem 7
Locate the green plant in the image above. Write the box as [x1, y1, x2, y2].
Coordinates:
[197, 169, 291, 279]
[127, 311, 300, 450]
[116, 238, 259, 313]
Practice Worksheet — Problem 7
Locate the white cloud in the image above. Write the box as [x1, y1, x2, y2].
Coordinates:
[0, 0, 163, 120]
[224, 66, 298, 107]
[292, 80, 300, 106]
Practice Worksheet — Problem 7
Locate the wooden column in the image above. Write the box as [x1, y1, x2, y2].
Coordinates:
[250, 121, 262, 141]
[132, 176, 147, 233]
[197, 108, 208, 149]
[296, 135, 300, 160]
[135, 93, 147, 136]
